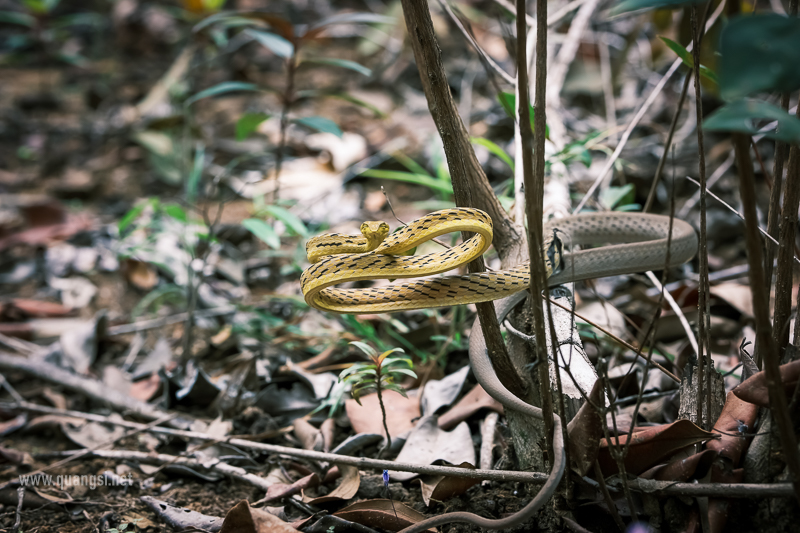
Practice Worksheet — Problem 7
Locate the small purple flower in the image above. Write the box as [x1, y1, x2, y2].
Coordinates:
[382, 470, 390, 487]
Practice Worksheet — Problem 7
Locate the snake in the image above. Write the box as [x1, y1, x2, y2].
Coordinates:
[300, 208, 698, 532]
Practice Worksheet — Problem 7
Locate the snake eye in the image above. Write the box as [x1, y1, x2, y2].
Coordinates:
[360, 222, 370, 234]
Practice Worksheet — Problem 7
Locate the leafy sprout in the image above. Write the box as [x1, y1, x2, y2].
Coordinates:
[339, 341, 416, 451]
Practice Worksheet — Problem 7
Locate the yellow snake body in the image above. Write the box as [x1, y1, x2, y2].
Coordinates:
[301, 208, 562, 314]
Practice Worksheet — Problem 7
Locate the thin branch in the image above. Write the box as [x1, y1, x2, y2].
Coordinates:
[0, 401, 549, 484]
[436, 0, 515, 85]
[573, 0, 726, 213]
[734, 132, 800, 503]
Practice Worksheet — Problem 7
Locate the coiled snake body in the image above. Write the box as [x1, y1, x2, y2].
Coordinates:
[301, 208, 697, 532]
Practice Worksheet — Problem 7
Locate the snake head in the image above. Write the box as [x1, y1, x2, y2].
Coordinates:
[545, 229, 564, 276]
[360, 221, 390, 251]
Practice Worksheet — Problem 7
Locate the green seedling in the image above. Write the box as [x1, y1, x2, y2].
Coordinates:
[339, 342, 416, 450]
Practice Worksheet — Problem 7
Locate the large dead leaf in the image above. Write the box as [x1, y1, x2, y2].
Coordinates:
[567, 379, 605, 476]
[437, 384, 502, 430]
[346, 389, 420, 438]
[2, 299, 75, 319]
[303, 464, 360, 504]
[598, 419, 715, 476]
[334, 499, 436, 532]
[390, 416, 475, 482]
[705, 391, 758, 465]
[418, 462, 480, 505]
[420, 365, 470, 416]
[732, 359, 800, 408]
[263, 472, 320, 504]
[220, 500, 296, 533]
[640, 449, 718, 481]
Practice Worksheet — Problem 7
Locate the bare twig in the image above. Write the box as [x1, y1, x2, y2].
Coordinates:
[772, 100, 800, 356]
[400, 0, 526, 398]
[573, 0, 726, 213]
[682, 175, 800, 264]
[436, 0, 515, 85]
[734, 132, 800, 502]
[0, 351, 190, 429]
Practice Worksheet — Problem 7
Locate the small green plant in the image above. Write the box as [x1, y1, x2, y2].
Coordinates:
[339, 342, 416, 450]
[0, 0, 103, 65]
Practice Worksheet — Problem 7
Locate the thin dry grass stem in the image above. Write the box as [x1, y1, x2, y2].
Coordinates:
[544, 296, 680, 383]
[435, 0, 515, 85]
[765, 0, 795, 284]
[593, 461, 626, 532]
[573, 0, 726, 214]
[518, 0, 557, 461]
[690, 4, 711, 431]
[597, 360, 639, 521]
[770, 0, 799, 354]
[644, 0, 713, 216]
[734, 133, 800, 503]
[772, 104, 800, 357]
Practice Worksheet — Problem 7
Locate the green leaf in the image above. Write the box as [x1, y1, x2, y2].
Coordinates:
[0, 11, 36, 27]
[185, 82, 259, 105]
[292, 116, 342, 137]
[497, 92, 548, 138]
[242, 218, 280, 249]
[386, 368, 418, 380]
[244, 29, 293, 58]
[381, 356, 413, 369]
[349, 341, 377, 358]
[704, 99, 800, 144]
[118, 199, 155, 233]
[236, 112, 269, 141]
[162, 204, 187, 223]
[359, 169, 454, 195]
[599, 184, 635, 210]
[303, 57, 371, 76]
[382, 383, 409, 398]
[611, 0, 702, 16]
[719, 14, 800, 100]
[310, 12, 395, 30]
[377, 348, 405, 364]
[472, 137, 514, 171]
[263, 205, 308, 237]
[186, 143, 205, 203]
[659, 36, 718, 85]
[659, 36, 692, 66]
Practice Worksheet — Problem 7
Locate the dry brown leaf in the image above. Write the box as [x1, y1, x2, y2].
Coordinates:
[6, 299, 75, 319]
[303, 464, 360, 504]
[437, 384, 503, 430]
[732, 359, 800, 408]
[418, 462, 480, 506]
[220, 500, 296, 533]
[598, 419, 715, 476]
[705, 391, 758, 465]
[129, 372, 162, 401]
[567, 379, 605, 476]
[639, 449, 718, 481]
[334, 499, 437, 532]
[263, 473, 320, 504]
[293, 417, 323, 451]
[123, 259, 158, 290]
[346, 389, 420, 438]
